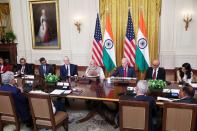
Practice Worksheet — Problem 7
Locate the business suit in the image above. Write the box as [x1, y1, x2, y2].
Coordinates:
[15, 64, 34, 75]
[112, 66, 136, 77]
[135, 95, 156, 131]
[119, 95, 156, 131]
[175, 97, 197, 104]
[145, 67, 166, 81]
[39, 64, 53, 77]
[60, 64, 78, 80]
[0, 84, 31, 122]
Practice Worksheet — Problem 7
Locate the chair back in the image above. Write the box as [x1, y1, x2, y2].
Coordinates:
[28, 63, 35, 75]
[51, 64, 56, 74]
[28, 93, 55, 125]
[162, 102, 197, 131]
[119, 100, 149, 131]
[0, 91, 19, 125]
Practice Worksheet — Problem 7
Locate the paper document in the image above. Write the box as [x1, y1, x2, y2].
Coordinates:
[157, 97, 174, 102]
[57, 82, 64, 86]
[64, 90, 72, 94]
[191, 83, 197, 88]
[25, 75, 34, 79]
[171, 89, 180, 94]
[63, 82, 69, 86]
[163, 89, 171, 93]
[50, 89, 65, 95]
[157, 97, 180, 102]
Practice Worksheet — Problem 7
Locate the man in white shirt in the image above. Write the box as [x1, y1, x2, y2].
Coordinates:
[60, 56, 78, 80]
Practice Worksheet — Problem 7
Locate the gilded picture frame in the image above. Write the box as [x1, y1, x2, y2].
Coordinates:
[29, 0, 60, 49]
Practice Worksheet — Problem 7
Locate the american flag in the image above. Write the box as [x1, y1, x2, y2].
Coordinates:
[124, 9, 136, 66]
[92, 14, 103, 66]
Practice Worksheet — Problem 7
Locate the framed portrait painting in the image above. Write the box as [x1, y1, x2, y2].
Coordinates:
[29, 0, 60, 49]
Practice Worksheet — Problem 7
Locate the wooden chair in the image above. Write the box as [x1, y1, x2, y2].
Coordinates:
[162, 102, 197, 131]
[51, 64, 56, 74]
[0, 91, 20, 131]
[119, 100, 149, 131]
[27, 93, 68, 131]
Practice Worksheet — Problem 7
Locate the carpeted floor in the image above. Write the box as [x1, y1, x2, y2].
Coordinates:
[3, 110, 119, 131]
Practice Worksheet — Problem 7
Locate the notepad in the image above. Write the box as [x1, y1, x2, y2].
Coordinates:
[63, 82, 69, 86]
[24, 75, 34, 79]
[64, 90, 72, 94]
[171, 89, 180, 94]
[50, 89, 65, 95]
[57, 82, 64, 86]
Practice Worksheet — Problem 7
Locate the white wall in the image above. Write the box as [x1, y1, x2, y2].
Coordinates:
[160, 0, 197, 69]
[9, 0, 197, 69]
[10, 0, 98, 66]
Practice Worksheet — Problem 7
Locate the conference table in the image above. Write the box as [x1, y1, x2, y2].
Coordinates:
[17, 75, 197, 125]
[19, 75, 197, 104]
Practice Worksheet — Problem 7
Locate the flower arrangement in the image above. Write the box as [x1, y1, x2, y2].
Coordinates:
[44, 73, 59, 83]
[148, 80, 166, 91]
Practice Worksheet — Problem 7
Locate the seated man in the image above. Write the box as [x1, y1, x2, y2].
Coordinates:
[111, 58, 136, 77]
[15, 58, 34, 75]
[118, 80, 156, 130]
[85, 60, 105, 80]
[0, 71, 32, 125]
[145, 59, 166, 81]
[60, 56, 78, 80]
[39, 57, 53, 77]
[175, 86, 197, 104]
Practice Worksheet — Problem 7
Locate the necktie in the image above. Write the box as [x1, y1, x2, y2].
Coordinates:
[43, 65, 46, 75]
[152, 69, 156, 80]
[66, 65, 70, 76]
[21, 66, 25, 74]
[124, 68, 127, 77]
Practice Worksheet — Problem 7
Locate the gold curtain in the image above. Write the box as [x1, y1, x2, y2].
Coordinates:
[99, 0, 161, 67]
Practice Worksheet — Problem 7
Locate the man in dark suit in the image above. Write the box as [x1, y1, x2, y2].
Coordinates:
[145, 59, 166, 81]
[39, 57, 53, 77]
[0, 71, 32, 125]
[111, 58, 136, 77]
[15, 58, 34, 75]
[60, 56, 78, 80]
[175, 86, 197, 104]
[118, 80, 156, 130]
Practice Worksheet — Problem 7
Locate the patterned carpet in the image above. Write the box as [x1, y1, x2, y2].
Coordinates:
[3, 110, 119, 131]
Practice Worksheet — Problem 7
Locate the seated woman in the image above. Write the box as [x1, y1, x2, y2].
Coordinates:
[0, 57, 9, 74]
[177, 63, 193, 84]
[85, 60, 105, 80]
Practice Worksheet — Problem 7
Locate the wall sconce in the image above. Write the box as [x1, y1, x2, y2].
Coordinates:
[183, 13, 192, 31]
[74, 20, 81, 33]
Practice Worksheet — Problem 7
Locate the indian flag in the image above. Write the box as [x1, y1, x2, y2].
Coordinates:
[103, 15, 116, 72]
[136, 11, 150, 72]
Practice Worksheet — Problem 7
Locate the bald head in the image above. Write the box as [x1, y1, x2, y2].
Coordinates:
[152, 59, 160, 69]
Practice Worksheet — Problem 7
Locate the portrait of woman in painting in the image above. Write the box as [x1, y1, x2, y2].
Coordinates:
[38, 9, 49, 43]
[29, 0, 60, 49]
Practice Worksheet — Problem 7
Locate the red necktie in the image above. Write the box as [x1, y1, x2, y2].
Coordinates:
[124, 68, 127, 77]
[152, 69, 156, 79]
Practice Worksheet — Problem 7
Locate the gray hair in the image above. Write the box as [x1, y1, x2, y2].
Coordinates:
[136, 80, 148, 94]
[1, 71, 14, 84]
